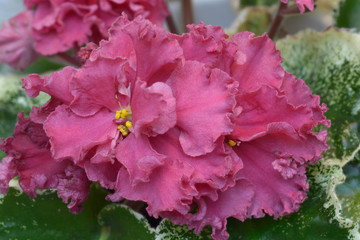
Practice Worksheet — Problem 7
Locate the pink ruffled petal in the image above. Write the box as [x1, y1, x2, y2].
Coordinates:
[171, 179, 255, 240]
[57, 165, 90, 214]
[108, 163, 194, 218]
[167, 61, 237, 156]
[115, 133, 166, 186]
[44, 105, 117, 163]
[230, 32, 284, 92]
[22, 66, 76, 104]
[95, 15, 183, 84]
[173, 22, 230, 70]
[29, 98, 63, 124]
[83, 140, 121, 189]
[0, 11, 37, 70]
[108, 133, 196, 217]
[150, 128, 242, 201]
[281, 0, 314, 14]
[84, 160, 121, 190]
[232, 85, 313, 141]
[32, 2, 97, 55]
[131, 81, 176, 136]
[234, 123, 327, 218]
[0, 113, 76, 201]
[0, 156, 17, 194]
[70, 57, 125, 116]
[280, 72, 330, 128]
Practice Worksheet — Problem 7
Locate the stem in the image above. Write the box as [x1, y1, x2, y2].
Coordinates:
[166, 5, 179, 34]
[57, 52, 82, 67]
[267, 2, 288, 40]
[182, 0, 194, 32]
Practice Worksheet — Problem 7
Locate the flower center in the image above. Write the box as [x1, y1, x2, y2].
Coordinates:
[114, 108, 132, 137]
[228, 139, 240, 148]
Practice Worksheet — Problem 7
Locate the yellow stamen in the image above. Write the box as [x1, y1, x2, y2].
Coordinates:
[115, 110, 121, 119]
[228, 140, 236, 147]
[125, 121, 132, 128]
[120, 109, 128, 119]
[122, 131, 128, 136]
[117, 124, 129, 136]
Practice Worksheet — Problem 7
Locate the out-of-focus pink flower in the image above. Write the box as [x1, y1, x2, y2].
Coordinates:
[1, 16, 329, 240]
[0, 0, 169, 69]
[281, 0, 314, 13]
[0, 11, 37, 70]
[26, 0, 169, 55]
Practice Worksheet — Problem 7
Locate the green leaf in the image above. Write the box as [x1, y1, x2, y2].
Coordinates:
[98, 204, 155, 240]
[155, 220, 212, 240]
[336, 160, 360, 227]
[23, 57, 64, 74]
[335, 0, 360, 30]
[277, 28, 360, 159]
[277, 28, 360, 238]
[0, 183, 108, 240]
[0, 73, 50, 139]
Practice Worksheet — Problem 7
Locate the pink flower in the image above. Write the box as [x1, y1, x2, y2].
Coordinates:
[165, 24, 329, 240]
[0, 11, 37, 70]
[0, 0, 169, 70]
[26, 0, 169, 55]
[0, 108, 90, 213]
[1, 16, 328, 240]
[281, 0, 314, 13]
[24, 16, 239, 218]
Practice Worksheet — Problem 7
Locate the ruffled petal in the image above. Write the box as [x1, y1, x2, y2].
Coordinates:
[230, 32, 284, 92]
[22, 66, 76, 104]
[150, 128, 242, 201]
[57, 165, 90, 214]
[173, 22, 229, 70]
[170, 179, 255, 240]
[94, 15, 183, 84]
[131, 80, 176, 136]
[115, 133, 166, 186]
[281, 0, 314, 14]
[70, 57, 125, 116]
[167, 61, 237, 156]
[232, 85, 313, 141]
[280, 72, 330, 128]
[32, 2, 97, 55]
[83, 140, 121, 190]
[108, 161, 194, 218]
[84, 160, 121, 190]
[0, 156, 17, 194]
[234, 123, 327, 218]
[0, 11, 37, 70]
[30, 98, 63, 124]
[108, 132, 196, 217]
[0, 113, 75, 200]
[44, 105, 117, 163]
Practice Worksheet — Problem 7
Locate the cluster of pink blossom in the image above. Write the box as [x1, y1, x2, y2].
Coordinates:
[0, 14, 328, 240]
[0, 0, 168, 70]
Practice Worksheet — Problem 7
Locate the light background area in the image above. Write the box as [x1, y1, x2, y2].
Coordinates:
[0, 0, 25, 25]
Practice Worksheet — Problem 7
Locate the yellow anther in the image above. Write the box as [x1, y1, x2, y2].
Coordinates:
[120, 109, 128, 119]
[125, 121, 132, 128]
[121, 131, 128, 136]
[228, 140, 237, 147]
[115, 111, 121, 119]
[117, 124, 129, 136]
